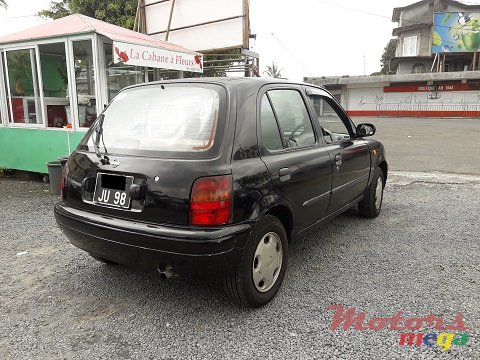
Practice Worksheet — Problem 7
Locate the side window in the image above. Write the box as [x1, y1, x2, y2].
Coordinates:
[308, 96, 351, 144]
[268, 89, 316, 148]
[260, 95, 283, 151]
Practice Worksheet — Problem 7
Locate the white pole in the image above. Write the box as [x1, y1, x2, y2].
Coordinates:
[67, 129, 71, 155]
[431, 53, 438, 73]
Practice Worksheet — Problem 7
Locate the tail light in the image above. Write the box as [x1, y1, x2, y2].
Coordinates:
[189, 175, 232, 226]
[60, 166, 67, 199]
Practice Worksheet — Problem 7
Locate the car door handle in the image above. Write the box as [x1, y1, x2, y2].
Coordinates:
[279, 167, 291, 181]
[335, 154, 343, 166]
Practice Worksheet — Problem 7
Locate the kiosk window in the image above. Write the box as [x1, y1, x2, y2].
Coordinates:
[39, 42, 71, 128]
[5, 49, 42, 125]
[73, 40, 96, 128]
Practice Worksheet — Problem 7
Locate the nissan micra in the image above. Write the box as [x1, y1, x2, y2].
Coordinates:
[54, 78, 387, 307]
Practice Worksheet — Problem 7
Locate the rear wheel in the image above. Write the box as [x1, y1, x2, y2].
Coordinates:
[224, 215, 288, 307]
[358, 167, 384, 218]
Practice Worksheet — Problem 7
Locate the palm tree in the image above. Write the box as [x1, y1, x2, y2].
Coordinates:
[0, 0, 7, 8]
[264, 62, 283, 78]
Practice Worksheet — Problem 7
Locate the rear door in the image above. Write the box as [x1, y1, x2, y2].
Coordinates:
[258, 85, 332, 231]
[305, 87, 371, 213]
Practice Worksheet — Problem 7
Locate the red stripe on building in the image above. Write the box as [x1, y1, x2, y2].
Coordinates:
[347, 110, 480, 117]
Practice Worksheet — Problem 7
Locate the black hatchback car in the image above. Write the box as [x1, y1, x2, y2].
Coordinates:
[55, 78, 387, 307]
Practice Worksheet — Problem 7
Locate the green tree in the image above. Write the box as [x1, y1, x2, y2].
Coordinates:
[38, 0, 70, 19]
[379, 39, 397, 75]
[264, 62, 283, 78]
[38, 0, 138, 29]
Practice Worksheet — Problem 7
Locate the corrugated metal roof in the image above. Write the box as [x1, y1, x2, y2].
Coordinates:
[0, 14, 198, 55]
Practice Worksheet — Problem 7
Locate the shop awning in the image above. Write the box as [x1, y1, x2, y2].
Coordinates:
[0, 14, 203, 73]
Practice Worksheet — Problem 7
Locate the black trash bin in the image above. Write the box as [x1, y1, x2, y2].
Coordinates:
[46, 161, 62, 195]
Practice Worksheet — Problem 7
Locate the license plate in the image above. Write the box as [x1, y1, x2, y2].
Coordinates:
[93, 173, 134, 209]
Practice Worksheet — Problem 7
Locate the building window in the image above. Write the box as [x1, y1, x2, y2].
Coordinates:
[402, 36, 418, 57]
[412, 63, 426, 73]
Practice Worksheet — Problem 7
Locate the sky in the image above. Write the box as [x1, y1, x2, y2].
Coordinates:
[2, 0, 480, 80]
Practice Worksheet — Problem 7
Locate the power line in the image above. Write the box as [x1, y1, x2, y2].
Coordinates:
[314, 0, 480, 51]
[0, 14, 39, 20]
[316, 0, 392, 21]
[316, 0, 480, 30]
[270, 32, 314, 77]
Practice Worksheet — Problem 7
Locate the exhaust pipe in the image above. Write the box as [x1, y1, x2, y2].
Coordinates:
[158, 264, 178, 279]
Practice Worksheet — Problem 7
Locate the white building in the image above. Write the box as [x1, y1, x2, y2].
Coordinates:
[305, 0, 480, 118]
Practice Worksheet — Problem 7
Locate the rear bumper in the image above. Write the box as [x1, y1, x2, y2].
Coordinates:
[54, 203, 252, 277]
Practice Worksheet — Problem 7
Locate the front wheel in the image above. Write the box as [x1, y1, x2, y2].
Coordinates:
[224, 215, 288, 307]
[358, 167, 384, 218]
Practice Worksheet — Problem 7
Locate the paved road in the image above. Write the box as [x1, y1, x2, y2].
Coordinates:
[351, 117, 480, 175]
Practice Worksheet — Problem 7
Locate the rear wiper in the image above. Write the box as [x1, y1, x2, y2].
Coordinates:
[93, 114, 110, 165]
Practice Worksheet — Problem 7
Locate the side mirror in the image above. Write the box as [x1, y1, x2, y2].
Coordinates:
[356, 123, 376, 137]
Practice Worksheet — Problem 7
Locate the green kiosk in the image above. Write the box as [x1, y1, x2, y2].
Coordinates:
[0, 14, 202, 174]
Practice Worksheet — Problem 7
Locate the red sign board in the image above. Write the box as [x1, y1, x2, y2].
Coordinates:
[384, 83, 480, 93]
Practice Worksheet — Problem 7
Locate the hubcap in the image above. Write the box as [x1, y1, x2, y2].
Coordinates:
[375, 177, 383, 210]
[252, 232, 283, 292]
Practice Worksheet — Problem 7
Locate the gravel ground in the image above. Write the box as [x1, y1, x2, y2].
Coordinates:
[0, 175, 479, 359]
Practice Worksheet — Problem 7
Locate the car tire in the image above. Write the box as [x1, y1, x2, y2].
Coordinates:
[358, 167, 384, 218]
[89, 254, 118, 265]
[224, 215, 288, 308]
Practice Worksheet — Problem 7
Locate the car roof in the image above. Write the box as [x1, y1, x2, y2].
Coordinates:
[119, 77, 326, 98]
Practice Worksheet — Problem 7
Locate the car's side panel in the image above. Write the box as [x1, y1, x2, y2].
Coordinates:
[364, 139, 388, 184]
[230, 86, 295, 232]
[303, 87, 371, 213]
[324, 140, 371, 213]
[258, 149, 332, 231]
[253, 84, 333, 232]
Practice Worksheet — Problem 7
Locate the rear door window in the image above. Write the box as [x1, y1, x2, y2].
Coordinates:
[265, 89, 316, 149]
[260, 95, 283, 151]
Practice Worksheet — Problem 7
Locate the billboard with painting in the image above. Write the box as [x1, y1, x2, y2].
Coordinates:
[432, 12, 480, 53]
[143, 0, 249, 52]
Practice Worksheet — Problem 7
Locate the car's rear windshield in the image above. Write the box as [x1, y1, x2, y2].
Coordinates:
[79, 83, 227, 158]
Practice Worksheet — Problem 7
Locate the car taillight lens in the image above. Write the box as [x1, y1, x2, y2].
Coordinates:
[60, 167, 66, 199]
[190, 175, 232, 226]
